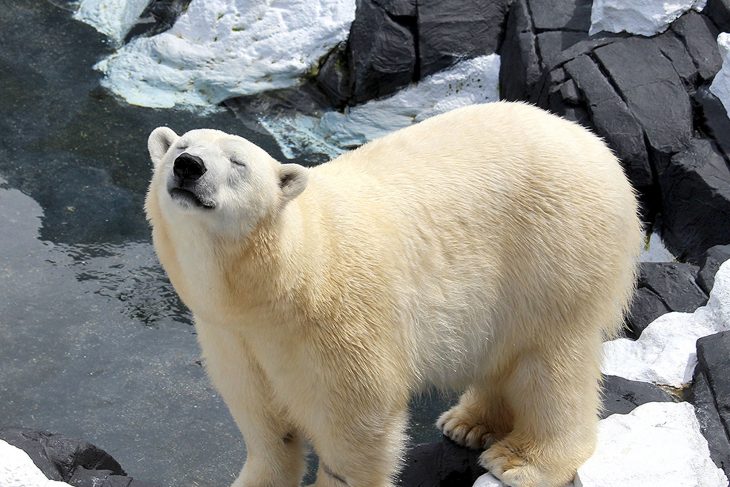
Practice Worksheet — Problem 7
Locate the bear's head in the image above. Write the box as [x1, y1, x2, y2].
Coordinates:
[146, 127, 308, 238]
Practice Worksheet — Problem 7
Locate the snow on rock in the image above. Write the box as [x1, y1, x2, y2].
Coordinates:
[639, 231, 675, 262]
[602, 259, 730, 387]
[573, 402, 727, 487]
[95, 0, 356, 108]
[0, 440, 71, 487]
[710, 33, 730, 119]
[263, 54, 501, 159]
[473, 473, 505, 487]
[74, 0, 150, 44]
[589, 0, 707, 36]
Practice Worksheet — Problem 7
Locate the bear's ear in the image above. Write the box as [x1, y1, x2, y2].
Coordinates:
[148, 127, 179, 167]
[278, 164, 308, 203]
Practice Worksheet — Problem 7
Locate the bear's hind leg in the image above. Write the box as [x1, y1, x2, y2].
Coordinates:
[480, 346, 600, 487]
[437, 385, 513, 450]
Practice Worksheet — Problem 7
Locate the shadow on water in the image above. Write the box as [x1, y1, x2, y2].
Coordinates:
[0, 1, 449, 485]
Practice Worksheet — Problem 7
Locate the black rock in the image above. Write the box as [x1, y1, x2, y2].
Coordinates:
[690, 369, 730, 478]
[705, 0, 730, 31]
[527, 0, 593, 31]
[670, 11, 722, 82]
[626, 287, 671, 339]
[593, 38, 692, 161]
[694, 87, 730, 159]
[417, 0, 510, 78]
[348, 0, 416, 104]
[563, 54, 652, 190]
[0, 428, 157, 487]
[601, 375, 675, 419]
[316, 42, 352, 107]
[652, 30, 701, 89]
[124, 0, 192, 42]
[536, 31, 588, 68]
[373, 0, 416, 17]
[698, 244, 730, 294]
[660, 138, 730, 262]
[399, 438, 484, 487]
[499, 0, 542, 102]
[639, 261, 708, 311]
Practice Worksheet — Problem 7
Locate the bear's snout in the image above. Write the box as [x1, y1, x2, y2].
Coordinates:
[174, 153, 207, 183]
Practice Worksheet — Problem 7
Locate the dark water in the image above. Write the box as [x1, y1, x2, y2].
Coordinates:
[0, 2, 450, 485]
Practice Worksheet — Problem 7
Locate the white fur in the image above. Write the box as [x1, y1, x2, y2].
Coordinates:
[146, 102, 643, 487]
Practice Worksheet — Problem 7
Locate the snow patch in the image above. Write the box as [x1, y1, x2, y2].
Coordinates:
[589, 0, 707, 36]
[95, 0, 356, 108]
[710, 33, 730, 119]
[74, 0, 150, 44]
[602, 259, 730, 387]
[262, 54, 501, 159]
[0, 439, 71, 487]
[639, 232, 675, 262]
[471, 403, 727, 487]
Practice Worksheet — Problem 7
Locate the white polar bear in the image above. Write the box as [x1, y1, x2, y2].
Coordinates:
[145, 102, 642, 487]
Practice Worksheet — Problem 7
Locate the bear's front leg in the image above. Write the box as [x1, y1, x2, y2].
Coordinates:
[196, 321, 306, 487]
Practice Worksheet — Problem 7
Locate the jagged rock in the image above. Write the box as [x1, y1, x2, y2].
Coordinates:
[710, 33, 730, 119]
[694, 87, 730, 158]
[563, 55, 652, 190]
[670, 11, 722, 82]
[698, 245, 730, 294]
[399, 438, 484, 487]
[316, 42, 352, 107]
[660, 138, 730, 262]
[528, 0, 593, 31]
[349, 0, 416, 103]
[690, 369, 730, 478]
[592, 38, 692, 162]
[373, 0, 416, 17]
[499, 0, 541, 102]
[704, 0, 730, 32]
[535, 31, 588, 68]
[653, 30, 702, 88]
[0, 428, 157, 487]
[417, 0, 510, 78]
[601, 375, 675, 418]
[124, 0, 193, 42]
[626, 287, 671, 339]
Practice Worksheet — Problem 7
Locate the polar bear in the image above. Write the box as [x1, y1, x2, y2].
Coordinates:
[145, 102, 642, 487]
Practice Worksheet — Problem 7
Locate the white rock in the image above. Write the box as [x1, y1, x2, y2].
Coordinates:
[589, 0, 707, 36]
[639, 231, 675, 263]
[602, 259, 730, 387]
[710, 33, 730, 119]
[573, 402, 727, 487]
[473, 473, 505, 487]
[262, 54, 501, 159]
[0, 439, 71, 487]
[95, 0, 356, 108]
[74, 0, 150, 44]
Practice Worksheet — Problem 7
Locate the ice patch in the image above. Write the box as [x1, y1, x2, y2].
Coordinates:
[74, 0, 150, 44]
[0, 439, 71, 487]
[602, 259, 730, 387]
[710, 33, 730, 119]
[262, 54, 501, 160]
[639, 231, 675, 263]
[95, 0, 356, 108]
[589, 0, 707, 36]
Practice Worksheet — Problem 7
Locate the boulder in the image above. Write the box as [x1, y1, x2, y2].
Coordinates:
[696, 331, 730, 432]
[652, 30, 703, 89]
[670, 11, 723, 82]
[626, 287, 671, 339]
[373, 0, 416, 17]
[399, 438, 484, 487]
[499, 0, 541, 102]
[704, 0, 730, 32]
[600, 375, 675, 418]
[690, 369, 730, 478]
[638, 262, 708, 312]
[124, 0, 193, 42]
[589, 0, 706, 36]
[694, 87, 730, 159]
[698, 245, 730, 294]
[528, 0, 592, 31]
[417, 0, 510, 78]
[348, 0, 416, 104]
[316, 42, 352, 108]
[660, 138, 730, 262]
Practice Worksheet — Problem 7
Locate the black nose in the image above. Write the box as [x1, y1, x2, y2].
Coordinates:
[173, 153, 206, 182]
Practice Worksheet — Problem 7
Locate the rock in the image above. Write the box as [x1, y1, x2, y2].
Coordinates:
[602, 259, 730, 387]
[670, 11, 722, 82]
[498, 0, 541, 102]
[704, 0, 730, 31]
[417, 0, 509, 78]
[690, 369, 730, 478]
[124, 0, 194, 42]
[94, 0, 356, 108]
[639, 262, 708, 312]
[698, 245, 730, 294]
[696, 331, 730, 429]
[626, 287, 671, 339]
[694, 87, 730, 159]
[472, 473, 504, 487]
[0, 429, 157, 487]
[563, 55, 652, 190]
[536, 31, 589, 69]
[652, 30, 702, 88]
[573, 402, 728, 487]
[73, 0, 150, 44]
[660, 138, 730, 262]
[348, 0, 416, 103]
[710, 33, 730, 119]
[593, 38, 692, 161]
[399, 438, 484, 487]
[1, 439, 70, 487]
[589, 0, 707, 36]
[316, 42, 352, 107]
[600, 375, 675, 418]
[373, 0, 415, 17]
[528, 0, 593, 31]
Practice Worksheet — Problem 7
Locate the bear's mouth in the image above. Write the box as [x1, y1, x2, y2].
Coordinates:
[168, 188, 216, 209]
